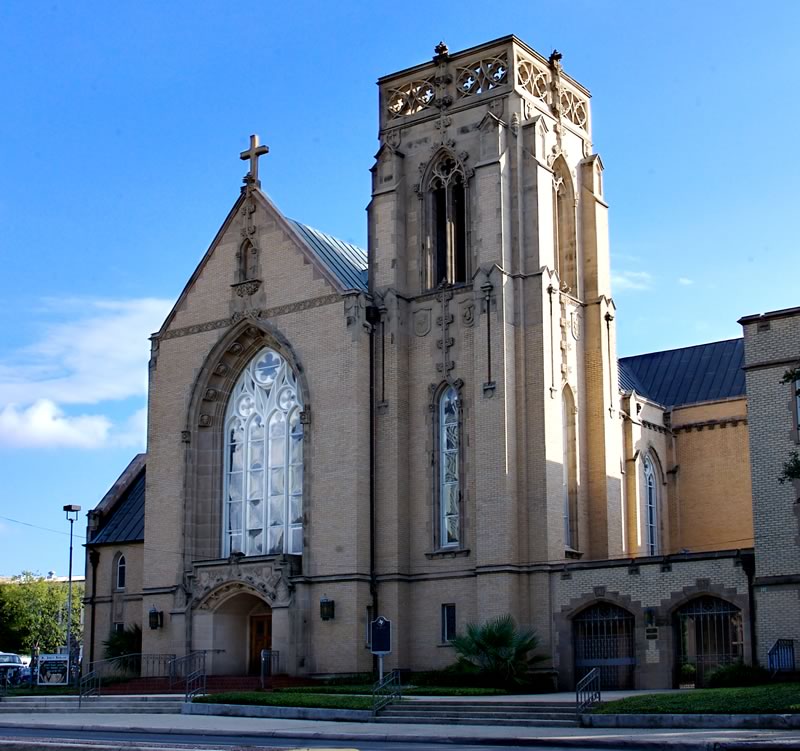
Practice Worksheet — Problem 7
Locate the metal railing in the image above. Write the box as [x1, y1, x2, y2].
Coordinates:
[768, 639, 795, 675]
[168, 651, 206, 691]
[260, 649, 280, 689]
[185, 667, 207, 702]
[78, 670, 99, 706]
[372, 668, 402, 716]
[576, 667, 601, 715]
[88, 652, 175, 682]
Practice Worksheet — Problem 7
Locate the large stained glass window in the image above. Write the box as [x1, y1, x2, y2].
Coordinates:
[224, 347, 304, 556]
[439, 386, 460, 547]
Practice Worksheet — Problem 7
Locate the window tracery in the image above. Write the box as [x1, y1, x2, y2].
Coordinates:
[387, 78, 436, 119]
[423, 151, 469, 290]
[456, 54, 508, 97]
[224, 347, 304, 557]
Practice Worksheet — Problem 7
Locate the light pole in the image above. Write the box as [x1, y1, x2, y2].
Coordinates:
[63, 504, 81, 686]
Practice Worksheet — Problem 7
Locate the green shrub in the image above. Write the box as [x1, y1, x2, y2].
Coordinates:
[450, 614, 547, 688]
[679, 663, 697, 682]
[706, 662, 770, 688]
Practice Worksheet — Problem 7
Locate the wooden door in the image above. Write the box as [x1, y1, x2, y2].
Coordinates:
[249, 613, 272, 675]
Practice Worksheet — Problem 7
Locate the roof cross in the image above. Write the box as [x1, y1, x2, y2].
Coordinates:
[240, 134, 269, 187]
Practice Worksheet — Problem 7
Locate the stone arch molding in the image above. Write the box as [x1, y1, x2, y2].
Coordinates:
[185, 318, 311, 436]
[190, 561, 293, 611]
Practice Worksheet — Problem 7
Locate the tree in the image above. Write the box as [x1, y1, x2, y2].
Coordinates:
[0, 572, 83, 655]
[450, 614, 547, 687]
[779, 368, 800, 485]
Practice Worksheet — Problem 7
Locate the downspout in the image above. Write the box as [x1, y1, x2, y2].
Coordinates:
[88, 548, 100, 664]
[366, 303, 380, 663]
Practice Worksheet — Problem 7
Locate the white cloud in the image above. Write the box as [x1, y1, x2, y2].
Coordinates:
[0, 399, 111, 448]
[612, 270, 653, 291]
[678, 277, 694, 286]
[0, 297, 172, 406]
[0, 297, 171, 450]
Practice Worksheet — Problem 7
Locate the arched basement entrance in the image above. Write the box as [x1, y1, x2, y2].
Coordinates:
[194, 590, 272, 676]
[674, 596, 743, 687]
[573, 603, 636, 690]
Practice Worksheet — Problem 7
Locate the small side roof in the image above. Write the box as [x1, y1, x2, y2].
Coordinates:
[619, 338, 745, 408]
[89, 456, 145, 546]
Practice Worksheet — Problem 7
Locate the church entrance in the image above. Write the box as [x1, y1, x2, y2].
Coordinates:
[249, 613, 272, 675]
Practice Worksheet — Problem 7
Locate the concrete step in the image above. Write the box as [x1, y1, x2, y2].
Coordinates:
[381, 707, 575, 722]
[0, 696, 182, 714]
[375, 714, 578, 727]
[396, 701, 575, 713]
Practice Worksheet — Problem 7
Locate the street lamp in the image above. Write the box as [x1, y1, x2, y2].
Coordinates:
[63, 504, 81, 686]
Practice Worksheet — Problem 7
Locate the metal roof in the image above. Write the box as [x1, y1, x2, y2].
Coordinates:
[619, 338, 745, 408]
[289, 220, 368, 291]
[91, 468, 145, 545]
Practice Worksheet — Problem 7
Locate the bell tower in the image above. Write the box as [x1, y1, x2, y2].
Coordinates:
[368, 37, 623, 667]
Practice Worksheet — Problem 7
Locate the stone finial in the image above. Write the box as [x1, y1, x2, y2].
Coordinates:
[240, 134, 269, 187]
[433, 41, 450, 64]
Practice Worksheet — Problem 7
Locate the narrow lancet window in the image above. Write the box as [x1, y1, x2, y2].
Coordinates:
[439, 386, 460, 547]
[553, 158, 577, 293]
[224, 347, 304, 557]
[562, 387, 578, 549]
[643, 456, 659, 555]
[426, 152, 468, 289]
[115, 555, 126, 590]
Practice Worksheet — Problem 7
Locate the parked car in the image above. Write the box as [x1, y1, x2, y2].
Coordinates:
[0, 653, 25, 685]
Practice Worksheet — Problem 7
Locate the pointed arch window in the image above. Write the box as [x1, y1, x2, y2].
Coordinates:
[224, 347, 304, 557]
[552, 159, 577, 293]
[643, 455, 659, 555]
[115, 554, 126, 590]
[424, 152, 469, 289]
[438, 385, 461, 547]
[562, 387, 578, 550]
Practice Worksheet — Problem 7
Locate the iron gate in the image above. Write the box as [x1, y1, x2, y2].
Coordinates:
[675, 596, 743, 686]
[573, 603, 636, 690]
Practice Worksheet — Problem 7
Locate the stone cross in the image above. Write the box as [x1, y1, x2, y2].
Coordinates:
[240, 134, 269, 186]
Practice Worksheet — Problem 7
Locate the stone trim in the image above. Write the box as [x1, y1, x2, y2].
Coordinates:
[158, 293, 341, 341]
[672, 417, 747, 433]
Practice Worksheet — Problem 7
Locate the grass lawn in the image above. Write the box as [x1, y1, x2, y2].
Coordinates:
[274, 685, 507, 697]
[193, 691, 373, 711]
[594, 683, 800, 715]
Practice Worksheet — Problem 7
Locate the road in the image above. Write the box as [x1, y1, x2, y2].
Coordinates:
[0, 726, 601, 751]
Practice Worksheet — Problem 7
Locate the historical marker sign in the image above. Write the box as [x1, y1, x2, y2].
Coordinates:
[370, 616, 392, 655]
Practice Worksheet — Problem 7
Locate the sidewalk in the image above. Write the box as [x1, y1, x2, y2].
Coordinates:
[0, 709, 799, 749]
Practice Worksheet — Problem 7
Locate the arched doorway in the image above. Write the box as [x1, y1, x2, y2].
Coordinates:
[195, 591, 272, 676]
[674, 596, 743, 686]
[573, 603, 636, 689]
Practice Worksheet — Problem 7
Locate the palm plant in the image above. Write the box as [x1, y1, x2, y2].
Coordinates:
[450, 614, 547, 687]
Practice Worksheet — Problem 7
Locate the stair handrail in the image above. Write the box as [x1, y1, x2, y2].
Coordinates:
[184, 652, 207, 703]
[767, 638, 795, 675]
[78, 670, 100, 706]
[259, 649, 280, 689]
[168, 650, 208, 690]
[576, 667, 601, 715]
[372, 668, 402, 716]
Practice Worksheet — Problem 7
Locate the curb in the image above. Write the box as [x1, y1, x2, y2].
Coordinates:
[1, 723, 799, 750]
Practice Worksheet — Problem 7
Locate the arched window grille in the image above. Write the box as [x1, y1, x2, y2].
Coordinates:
[115, 554, 126, 590]
[223, 347, 304, 557]
[643, 455, 659, 555]
[675, 596, 743, 686]
[439, 385, 461, 548]
[425, 152, 468, 289]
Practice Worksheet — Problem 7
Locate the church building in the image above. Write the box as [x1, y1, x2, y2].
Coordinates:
[83, 36, 798, 690]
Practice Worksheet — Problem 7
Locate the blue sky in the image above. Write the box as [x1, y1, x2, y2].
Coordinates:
[1, 1, 798, 577]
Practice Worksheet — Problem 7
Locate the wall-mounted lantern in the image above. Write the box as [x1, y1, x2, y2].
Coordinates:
[148, 605, 164, 630]
[319, 597, 335, 621]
